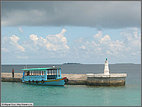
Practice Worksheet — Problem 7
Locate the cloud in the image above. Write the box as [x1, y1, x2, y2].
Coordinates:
[80, 45, 86, 50]
[29, 29, 69, 51]
[10, 35, 19, 43]
[100, 35, 111, 44]
[94, 31, 102, 39]
[2, 29, 69, 54]
[9, 35, 25, 52]
[1, 48, 9, 52]
[2, 1, 140, 28]
[77, 28, 141, 58]
[1, 27, 141, 64]
[30, 34, 39, 44]
[120, 28, 141, 49]
[17, 56, 28, 59]
[18, 27, 23, 33]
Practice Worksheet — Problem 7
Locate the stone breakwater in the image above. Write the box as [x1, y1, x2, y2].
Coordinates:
[87, 73, 127, 86]
[1, 73, 127, 86]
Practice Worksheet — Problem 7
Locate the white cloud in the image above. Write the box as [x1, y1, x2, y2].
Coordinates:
[1, 48, 9, 52]
[121, 28, 141, 49]
[1, 27, 140, 64]
[61, 28, 67, 34]
[18, 27, 23, 33]
[10, 35, 19, 43]
[100, 35, 111, 44]
[30, 34, 39, 45]
[80, 45, 86, 49]
[30, 34, 38, 41]
[9, 35, 25, 52]
[108, 40, 125, 56]
[17, 45, 25, 52]
[106, 50, 112, 55]
[94, 31, 102, 39]
[29, 29, 69, 51]
[77, 29, 141, 58]
[17, 56, 28, 59]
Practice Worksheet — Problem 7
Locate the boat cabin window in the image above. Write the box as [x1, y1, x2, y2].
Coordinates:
[24, 71, 30, 76]
[47, 69, 58, 79]
[24, 68, 61, 79]
[24, 70, 45, 76]
[47, 70, 57, 75]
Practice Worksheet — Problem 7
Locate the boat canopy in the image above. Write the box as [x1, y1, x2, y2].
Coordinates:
[21, 67, 61, 71]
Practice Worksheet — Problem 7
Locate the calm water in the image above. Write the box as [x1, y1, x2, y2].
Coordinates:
[1, 64, 141, 106]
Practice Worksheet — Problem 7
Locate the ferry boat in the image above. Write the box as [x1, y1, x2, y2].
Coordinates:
[21, 66, 67, 86]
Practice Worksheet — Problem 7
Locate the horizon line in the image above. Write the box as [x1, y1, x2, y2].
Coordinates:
[1, 63, 140, 65]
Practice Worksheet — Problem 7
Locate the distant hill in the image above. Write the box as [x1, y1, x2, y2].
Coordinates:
[63, 63, 81, 65]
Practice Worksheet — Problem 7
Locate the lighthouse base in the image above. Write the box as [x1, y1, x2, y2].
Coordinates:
[86, 73, 127, 86]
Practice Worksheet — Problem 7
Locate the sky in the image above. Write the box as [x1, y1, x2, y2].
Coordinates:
[1, 1, 141, 64]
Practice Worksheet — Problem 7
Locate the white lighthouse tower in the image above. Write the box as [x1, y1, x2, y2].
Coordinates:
[104, 58, 110, 75]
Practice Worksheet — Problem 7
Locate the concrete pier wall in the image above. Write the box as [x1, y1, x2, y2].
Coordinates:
[87, 77, 126, 86]
[2, 77, 21, 82]
[67, 80, 87, 85]
[87, 73, 127, 86]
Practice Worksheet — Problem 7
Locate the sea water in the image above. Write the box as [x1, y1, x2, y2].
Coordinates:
[1, 64, 141, 106]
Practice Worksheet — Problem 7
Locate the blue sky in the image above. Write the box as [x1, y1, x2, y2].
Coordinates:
[1, 1, 141, 64]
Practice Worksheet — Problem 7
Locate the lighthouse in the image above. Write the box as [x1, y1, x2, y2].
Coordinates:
[86, 57, 127, 86]
[104, 58, 110, 75]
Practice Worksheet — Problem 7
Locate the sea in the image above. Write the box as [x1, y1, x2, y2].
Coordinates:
[1, 64, 141, 106]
